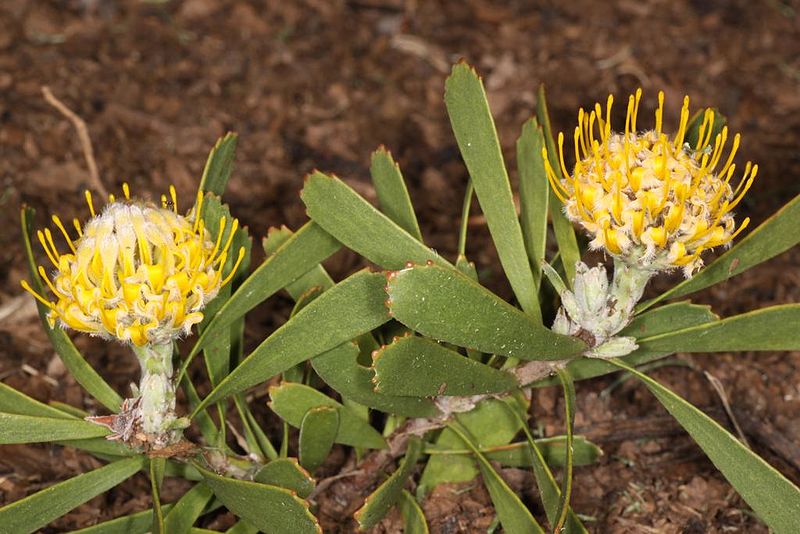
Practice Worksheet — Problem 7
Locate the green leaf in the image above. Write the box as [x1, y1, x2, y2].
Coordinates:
[355, 436, 424, 529]
[444, 63, 540, 319]
[501, 398, 586, 533]
[193, 270, 390, 414]
[0, 382, 74, 419]
[21, 207, 122, 412]
[301, 171, 450, 270]
[71, 505, 175, 534]
[198, 195, 242, 386]
[420, 398, 522, 491]
[537, 85, 580, 286]
[0, 456, 145, 533]
[254, 458, 316, 499]
[262, 226, 335, 299]
[197, 464, 321, 534]
[264, 233, 437, 417]
[372, 335, 518, 396]
[149, 458, 166, 534]
[298, 405, 339, 472]
[637, 304, 800, 354]
[516, 118, 549, 288]
[386, 264, 586, 360]
[448, 422, 544, 534]
[425, 436, 601, 469]
[639, 193, 800, 312]
[312, 342, 438, 418]
[370, 147, 423, 241]
[234, 395, 278, 461]
[186, 221, 341, 363]
[269, 382, 386, 449]
[225, 522, 259, 534]
[0, 413, 109, 444]
[163, 483, 214, 534]
[553, 371, 576, 532]
[399, 490, 429, 534]
[198, 132, 238, 197]
[612, 360, 800, 533]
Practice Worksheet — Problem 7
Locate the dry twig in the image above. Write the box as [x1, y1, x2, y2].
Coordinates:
[41, 86, 107, 198]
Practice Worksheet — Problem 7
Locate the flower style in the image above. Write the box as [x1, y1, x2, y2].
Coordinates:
[544, 89, 756, 277]
[22, 184, 245, 347]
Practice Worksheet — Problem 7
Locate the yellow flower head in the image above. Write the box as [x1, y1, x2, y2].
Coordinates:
[22, 184, 245, 346]
[543, 89, 756, 276]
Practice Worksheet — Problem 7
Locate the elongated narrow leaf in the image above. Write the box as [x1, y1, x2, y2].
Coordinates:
[370, 147, 423, 241]
[198, 132, 238, 197]
[312, 343, 438, 417]
[612, 360, 800, 533]
[553, 371, 576, 532]
[72, 505, 175, 534]
[640, 192, 800, 311]
[197, 464, 321, 534]
[0, 382, 74, 419]
[517, 118, 549, 287]
[299, 406, 339, 472]
[372, 336, 518, 396]
[255, 458, 315, 499]
[501, 398, 586, 533]
[194, 270, 390, 413]
[0, 457, 145, 533]
[149, 458, 166, 534]
[386, 264, 585, 360]
[425, 435, 601, 468]
[449, 423, 544, 533]
[262, 226, 335, 299]
[301, 171, 449, 270]
[0, 413, 109, 444]
[399, 490, 429, 534]
[163, 482, 214, 534]
[21, 207, 122, 412]
[188, 221, 341, 360]
[537, 85, 580, 285]
[445, 63, 540, 318]
[269, 382, 386, 449]
[638, 304, 800, 354]
[355, 437, 424, 529]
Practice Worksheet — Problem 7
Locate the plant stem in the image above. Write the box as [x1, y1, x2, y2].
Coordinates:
[132, 342, 181, 448]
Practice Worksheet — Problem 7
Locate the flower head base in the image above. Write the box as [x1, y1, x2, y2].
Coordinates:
[544, 90, 756, 277]
[22, 185, 245, 346]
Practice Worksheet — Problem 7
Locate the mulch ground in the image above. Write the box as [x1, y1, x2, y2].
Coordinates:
[2, 1, 800, 532]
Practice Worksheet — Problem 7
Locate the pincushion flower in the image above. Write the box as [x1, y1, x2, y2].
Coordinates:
[22, 184, 245, 449]
[540, 90, 755, 359]
[543, 89, 756, 277]
[22, 184, 244, 346]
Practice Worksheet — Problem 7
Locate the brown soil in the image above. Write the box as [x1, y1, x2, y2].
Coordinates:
[2, 0, 800, 532]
